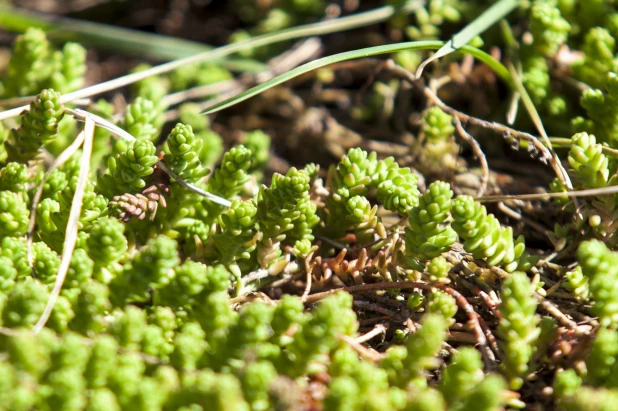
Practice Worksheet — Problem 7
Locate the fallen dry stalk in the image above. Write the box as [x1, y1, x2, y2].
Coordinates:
[340, 334, 385, 362]
[454, 116, 489, 196]
[27, 129, 86, 268]
[33, 116, 94, 334]
[356, 324, 387, 343]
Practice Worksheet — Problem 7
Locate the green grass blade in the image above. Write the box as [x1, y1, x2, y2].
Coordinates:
[202, 41, 511, 114]
[507, 63, 548, 140]
[415, 0, 518, 77]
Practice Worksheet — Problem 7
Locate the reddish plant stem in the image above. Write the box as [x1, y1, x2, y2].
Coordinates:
[461, 279, 501, 319]
[305, 281, 497, 368]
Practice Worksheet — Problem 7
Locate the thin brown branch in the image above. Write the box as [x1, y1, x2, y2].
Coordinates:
[476, 185, 618, 202]
[385, 61, 571, 190]
[535, 293, 584, 333]
[507, 62, 573, 190]
[353, 300, 407, 321]
[453, 117, 489, 196]
[356, 324, 387, 343]
[424, 86, 554, 167]
[448, 331, 480, 344]
[460, 278, 501, 319]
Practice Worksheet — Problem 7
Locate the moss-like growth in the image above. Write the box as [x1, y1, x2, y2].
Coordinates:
[5, 89, 64, 163]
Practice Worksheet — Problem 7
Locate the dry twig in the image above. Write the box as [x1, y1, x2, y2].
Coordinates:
[26, 130, 86, 268]
[300, 254, 315, 303]
[355, 324, 387, 343]
[339, 334, 385, 362]
[33, 116, 95, 334]
[453, 116, 489, 196]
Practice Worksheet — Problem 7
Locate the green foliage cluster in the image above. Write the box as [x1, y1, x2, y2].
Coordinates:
[5, 2, 618, 409]
[389, 0, 465, 40]
[405, 180, 457, 261]
[497, 272, 540, 389]
[577, 240, 618, 327]
[326, 148, 420, 243]
[552, 241, 618, 408]
[552, 131, 618, 247]
[520, 0, 571, 114]
[417, 106, 459, 173]
[256, 166, 318, 269]
[5, 88, 65, 163]
[0, 264, 509, 411]
[0, 28, 86, 97]
[422, 106, 454, 142]
[452, 195, 537, 272]
[0, 85, 543, 408]
[0, 291, 361, 411]
[228, 0, 326, 59]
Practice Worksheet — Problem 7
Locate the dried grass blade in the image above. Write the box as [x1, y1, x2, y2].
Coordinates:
[33, 117, 94, 334]
[27, 130, 86, 268]
[69, 108, 232, 207]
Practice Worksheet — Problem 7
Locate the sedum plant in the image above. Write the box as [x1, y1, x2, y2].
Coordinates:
[3, 3, 618, 409]
[98, 139, 159, 198]
[2, 28, 51, 97]
[1, 28, 86, 97]
[575, 73, 618, 146]
[5, 89, 65, 163]
[578, 240, 618, 327]
[452, 195, 537, 272]
[418, 106, 459, 173]
[497, 272, 541, 390]
[405, 180, 457, 261]
[381, 313, 449, 388]
[256, 167, 316, 269]
[573, 28, 618, 89]
[528, 0, 571, 58]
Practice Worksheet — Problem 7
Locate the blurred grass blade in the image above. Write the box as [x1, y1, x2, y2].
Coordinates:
[0, 4, 265, 71]
[415, 0, 518, 78]
[0, 1, 427, 120]
[0, 5, 206, 59]
[500, 20, 522, 124]
[508, 62, 573, 190]
[0, 2, 424, 62]
[202, 41, 510, 115]
[507, 63, 548, 141]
